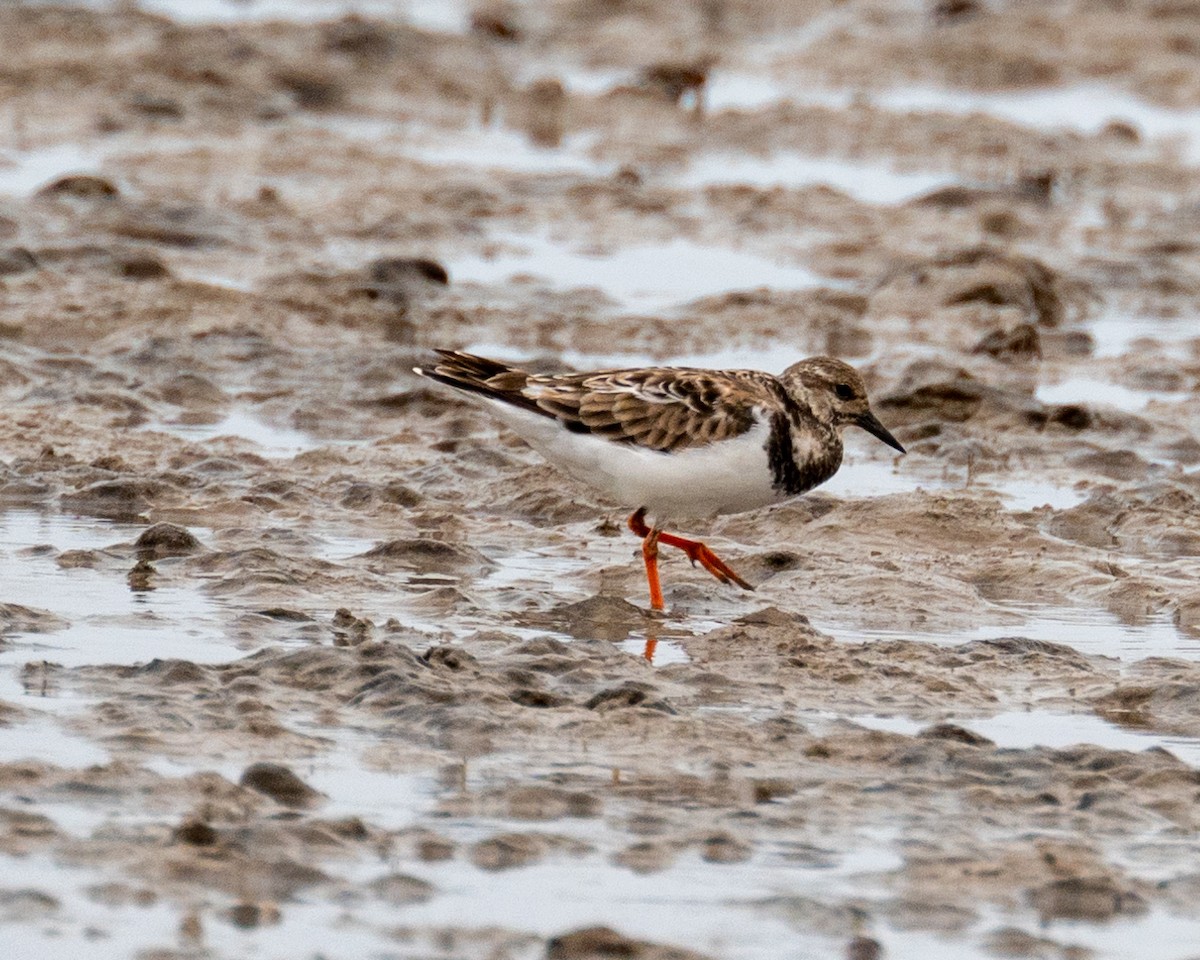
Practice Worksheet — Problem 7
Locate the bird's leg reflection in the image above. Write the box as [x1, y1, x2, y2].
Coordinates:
[642, 621, 659, 664]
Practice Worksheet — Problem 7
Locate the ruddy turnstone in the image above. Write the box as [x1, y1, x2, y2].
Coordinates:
[414, 350, 904, 611]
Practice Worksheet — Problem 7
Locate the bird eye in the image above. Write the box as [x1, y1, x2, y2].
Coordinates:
[834, 383, 855, 401]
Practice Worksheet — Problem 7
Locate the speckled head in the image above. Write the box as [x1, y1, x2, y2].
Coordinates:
[779, 356, 905, 453]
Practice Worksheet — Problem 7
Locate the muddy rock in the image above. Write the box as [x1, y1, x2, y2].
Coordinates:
[172, 819, 219, 846]
[0, 247, 38, 275]
[59, 479, 166, 519]
[585, 681, 676, 715]
[1028, 875, 1148, 922]
[367, 872, 435, 905]
[224, 901, 282, 929]
[698, 831, 752, 864]
[470, 832, 547, 871]
[359, 537, 495, 575]
[870, 248, 1082, 332]
[546, 926, 713, 960]
[541, 594, 650, 642]
[238, 763, 324, 808]
[0, 603, 68, 634]
[35, 174, 120, 200]
[845, 938, 883, 960]
[971, 323, 1041, 360]
[135, 522, 204, 558]
[919, 723, 995, 747]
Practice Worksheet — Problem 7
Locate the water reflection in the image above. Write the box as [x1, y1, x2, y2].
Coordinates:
[617, 627, 690, 666]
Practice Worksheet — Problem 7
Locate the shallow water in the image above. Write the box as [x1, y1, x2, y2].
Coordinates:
[146, 410, 324, 458]
[0, 510, 239, 669]
[452, 234, 827, 310]
[99, 0, 468, 31]
[0, 758, 896, 960]
[406, 126, 609, 176]
[0, 714, 109, 768]
[852, 709, 1200, 766]
[835, 606, 1199, 660]
[680, 152, 957, 205]
[617, 635, 690, 665]
[876, 84, 1200, 158]
[0, 142, 100, 197]
[9, 758, 1197, 960]
[1036, 377, 1188, 411]
[822, 453, 1086, 511]
[703, 76, 1200, 159]
[1087, 312, 1199, 360]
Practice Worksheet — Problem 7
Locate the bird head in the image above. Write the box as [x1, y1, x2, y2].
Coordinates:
[780, 357, 905, 453]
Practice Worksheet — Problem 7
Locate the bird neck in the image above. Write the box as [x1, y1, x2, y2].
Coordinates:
[768, 412, 842, 497]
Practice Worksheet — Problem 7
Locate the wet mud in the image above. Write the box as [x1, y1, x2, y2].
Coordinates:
[3, 2, 1200, 958]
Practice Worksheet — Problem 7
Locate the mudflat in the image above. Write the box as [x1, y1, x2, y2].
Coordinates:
[2, 2, 1200, 958]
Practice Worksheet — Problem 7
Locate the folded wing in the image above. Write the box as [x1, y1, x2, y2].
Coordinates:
[417, 350, 784, 453]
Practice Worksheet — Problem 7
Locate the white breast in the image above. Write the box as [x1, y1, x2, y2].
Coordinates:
[481, 399, 781, 520]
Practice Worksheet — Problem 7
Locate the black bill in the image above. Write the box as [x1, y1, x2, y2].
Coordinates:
[856, 410, 906, 454]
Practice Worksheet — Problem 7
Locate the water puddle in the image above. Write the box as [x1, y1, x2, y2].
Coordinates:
[0, 510, 240, 669]
[876, 84, 1200, 157]
[835, 607, 1198, 661]
[0, 747, 905, 960]
[311, 533, 380, 563]
[851, 709, 1200, 766]
[1088, 313, 1199, 359]
[0, 851, 402, 960]
[13, 830, 1192, 960]
[474, 546, 694, 664]
[126, 0, 467, 30]
[0, 668, 92, 715]
[0, 142, 101, 197]
[704, 76, 1200, 157]
[1036, 377, 1188, 411]
[144, 410, 325, 458]
[406, 127, 609, 176]
[701, 76, 1200, 167]
[292, 114, 611, 180]
[0, 855, 188, 960]
[706, 72, 809, 112]
[822, 453, 1085, 510]
[617, 635, 690, 665]
[453, 234, 826, 310]
[549, 65, 627, 97]
[393, 859, 831, 957]
[477, 546, 595, 598]
[0, 715, 109, 767]
[680, 152, 957, 205]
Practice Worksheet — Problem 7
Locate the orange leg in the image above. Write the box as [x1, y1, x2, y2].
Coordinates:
[627, 508, 754, 605]
[640, 525, 665, 611]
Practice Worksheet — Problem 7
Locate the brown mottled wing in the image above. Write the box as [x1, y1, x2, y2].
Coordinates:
[522, 367, 784, 452]
[415, 351, 786, 452]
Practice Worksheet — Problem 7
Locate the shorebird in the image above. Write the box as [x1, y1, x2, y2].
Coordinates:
[414, 350, 905, 611]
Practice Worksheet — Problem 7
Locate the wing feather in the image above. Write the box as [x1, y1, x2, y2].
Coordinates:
[415, 351, 786, 453]
[530, 368, 782, 452]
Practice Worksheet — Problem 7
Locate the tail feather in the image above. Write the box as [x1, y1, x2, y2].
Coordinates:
[414, 350, 546, 418]
[429, 349, 518, 383]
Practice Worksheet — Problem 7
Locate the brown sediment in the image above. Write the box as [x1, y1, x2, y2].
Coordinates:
[2, 2, 1200, 958]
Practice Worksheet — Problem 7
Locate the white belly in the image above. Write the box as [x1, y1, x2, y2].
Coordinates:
[483, 400, 781, 520]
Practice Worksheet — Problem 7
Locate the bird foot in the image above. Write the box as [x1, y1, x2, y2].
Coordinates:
[627, 508, 754, 604]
